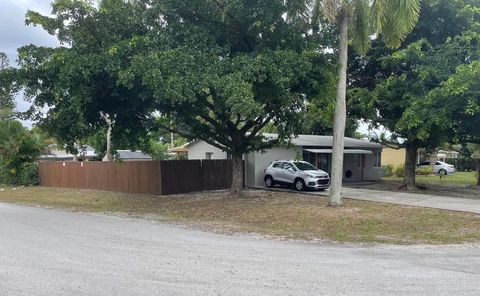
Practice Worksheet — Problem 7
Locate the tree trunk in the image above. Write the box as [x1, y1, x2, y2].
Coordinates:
[404, 143, 417, 190]
[428, 150, 437, 177]
[73, 142, 78, 162]
[101, 113, 113, 162]
[106, 121, 113, 161]
[231, 154, 244, 197]
[329, 11, 349, 207]
[475, 160, 480, 186]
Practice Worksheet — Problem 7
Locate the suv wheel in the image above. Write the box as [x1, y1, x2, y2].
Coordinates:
[265, 176, 274, 188]
[438, 169, 447, 176]
[294, 179, 305, 191]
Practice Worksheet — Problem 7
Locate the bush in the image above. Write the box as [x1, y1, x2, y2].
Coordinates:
[394, 164, 405, 177]
[416, 166, 434, 177]
[0, 162, 39, 186]
[382, 164, 395, 177]
[17, 162, 39, 186]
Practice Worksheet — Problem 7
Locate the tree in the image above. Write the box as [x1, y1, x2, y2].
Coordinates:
[15, 0, 327, 197]
[0, 120, 44, 185]
[16, 0, 156, 157]
[349, 0, 480, 190]
[0, 52, 15, 120]
[290, 0, 420, 205]
[125, 0, 325, 196]
[426, 61, 480, 185]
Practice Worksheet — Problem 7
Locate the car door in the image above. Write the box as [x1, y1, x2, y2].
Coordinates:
[281, 163, 297, 184]
[270, 162, 284, 182]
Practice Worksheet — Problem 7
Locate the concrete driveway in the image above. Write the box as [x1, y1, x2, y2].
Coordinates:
[1, 202, 479, 296]
[260, 186, 480, 214]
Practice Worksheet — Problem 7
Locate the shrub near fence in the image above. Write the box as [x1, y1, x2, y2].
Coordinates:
[38, 160, 239, 195]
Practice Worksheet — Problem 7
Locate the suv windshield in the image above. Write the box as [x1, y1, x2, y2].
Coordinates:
[293, 162, 318, 171]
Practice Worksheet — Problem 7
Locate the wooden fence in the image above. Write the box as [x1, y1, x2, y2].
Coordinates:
[38, 160, 238, 195]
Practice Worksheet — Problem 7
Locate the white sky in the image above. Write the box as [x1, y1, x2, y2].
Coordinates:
[0, 0, 59, 126]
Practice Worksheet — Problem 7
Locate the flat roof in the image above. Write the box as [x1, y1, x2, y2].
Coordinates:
[175, 133, 381, 151]
[263, 133, 381, 149]
[304, 149, 373, 155]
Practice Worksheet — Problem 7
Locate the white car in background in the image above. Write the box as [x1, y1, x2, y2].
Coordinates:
[416, 161, 455, 176]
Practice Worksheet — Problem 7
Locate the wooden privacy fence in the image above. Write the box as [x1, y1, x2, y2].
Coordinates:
[38, 160, 238, 195]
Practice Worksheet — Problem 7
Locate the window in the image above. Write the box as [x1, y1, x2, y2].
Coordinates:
[205, 152, 213, 160]
[283, 163, 294, 171]
[272, 162, 283, 168]
[293, 161, 317, 171]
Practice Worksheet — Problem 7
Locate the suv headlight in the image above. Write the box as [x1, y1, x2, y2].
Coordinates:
[306, 173, 315, 178]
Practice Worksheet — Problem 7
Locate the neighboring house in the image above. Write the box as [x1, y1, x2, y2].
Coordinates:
[436, 150, 460, 162]
[38, 144, 99, 161]
[77, 145, 99, 161]
[381, 145, 406, 167]
[381, 146, 461, 167]
[178, 133, 382, 187]
[105, 150, 153, 162]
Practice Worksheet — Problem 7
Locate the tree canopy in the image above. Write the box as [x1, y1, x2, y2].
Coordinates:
[349, 0, 480, 189]
[14, 0, 335, 195]
[17, 0, 157, 154]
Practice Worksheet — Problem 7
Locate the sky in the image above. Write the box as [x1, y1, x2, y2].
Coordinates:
[1, 0, 59, 126]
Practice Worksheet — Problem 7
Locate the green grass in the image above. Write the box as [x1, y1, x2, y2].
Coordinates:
[0, 186, 479, 245]
[384, 171, 478, 186]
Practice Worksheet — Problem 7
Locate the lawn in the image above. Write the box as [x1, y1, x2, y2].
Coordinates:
[1, 186, 479, 245]
[384, 171, 478, 186]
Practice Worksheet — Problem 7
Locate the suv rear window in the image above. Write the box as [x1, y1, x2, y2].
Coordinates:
[272, 162, 283, 168]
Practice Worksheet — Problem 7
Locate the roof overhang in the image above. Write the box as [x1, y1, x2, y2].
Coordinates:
[304, 149, 373, 155]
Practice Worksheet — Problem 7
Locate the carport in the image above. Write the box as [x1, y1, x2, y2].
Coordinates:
[302, 148, 376, 182]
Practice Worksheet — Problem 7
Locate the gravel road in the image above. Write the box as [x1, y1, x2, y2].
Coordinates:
[1, 202, 479, 296]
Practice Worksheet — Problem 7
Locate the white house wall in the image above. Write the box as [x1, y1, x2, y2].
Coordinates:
[187, 141, 227, 160]
[248, 147, 298, 187]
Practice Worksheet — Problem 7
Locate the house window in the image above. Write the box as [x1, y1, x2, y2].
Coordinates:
[205, 152, 213, 160]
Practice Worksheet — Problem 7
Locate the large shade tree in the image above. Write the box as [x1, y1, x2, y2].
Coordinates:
[422, 61, 480, 185]
[349, 0, 480, 189]
[15, 0, 332, 196]
[288, 0, 421, 205]
[0, 52, 15, 120]
[16, 0, 156, 157]
[123, 0, 331, 196]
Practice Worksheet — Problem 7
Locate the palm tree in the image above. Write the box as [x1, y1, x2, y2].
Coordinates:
[288, 0, 421, 206]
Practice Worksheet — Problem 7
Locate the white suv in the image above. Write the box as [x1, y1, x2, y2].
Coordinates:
[416, 161, 455, 175]
[264, 160, 330, 191]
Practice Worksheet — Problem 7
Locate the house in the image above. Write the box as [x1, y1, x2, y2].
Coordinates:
[179, 133, 382, 187]
[381, 145, 406, 167]
[108, 150, 153, 162]
[38, 144, 99, 161]
[382, 146, 461, 167]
